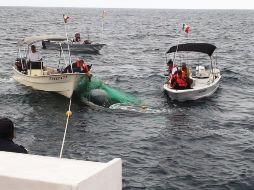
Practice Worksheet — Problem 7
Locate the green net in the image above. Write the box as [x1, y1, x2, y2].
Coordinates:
[76, 77, 141, 106]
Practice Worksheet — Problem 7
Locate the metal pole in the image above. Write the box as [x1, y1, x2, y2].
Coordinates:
[63, 14, 73, 73]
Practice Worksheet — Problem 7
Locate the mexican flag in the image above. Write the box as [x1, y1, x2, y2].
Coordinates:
[63, 14, 70, 23]
[182, 23, 190, 33]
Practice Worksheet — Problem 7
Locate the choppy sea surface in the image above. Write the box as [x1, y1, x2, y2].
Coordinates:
[0, 7, 254, 189]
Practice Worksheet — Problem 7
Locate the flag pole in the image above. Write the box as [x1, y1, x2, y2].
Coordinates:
[174, 26, 181, 62]
[63, 14, 73, 73]
[185, 24, 190, 65]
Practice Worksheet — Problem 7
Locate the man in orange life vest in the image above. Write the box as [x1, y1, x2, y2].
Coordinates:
[171, 70, 187, 89]
[73, 59, 92, 80]
[64, 59, 92, 73]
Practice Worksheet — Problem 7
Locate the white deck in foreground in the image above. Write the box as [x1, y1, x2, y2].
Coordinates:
[0, 152, 122, 190]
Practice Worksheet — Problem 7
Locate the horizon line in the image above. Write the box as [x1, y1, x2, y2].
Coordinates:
[0, 5, 253, 10]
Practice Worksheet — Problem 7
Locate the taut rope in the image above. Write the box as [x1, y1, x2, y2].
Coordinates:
[59, 98, 72, 158]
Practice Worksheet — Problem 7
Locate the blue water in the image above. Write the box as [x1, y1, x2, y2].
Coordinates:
[0, 7, 254, 189]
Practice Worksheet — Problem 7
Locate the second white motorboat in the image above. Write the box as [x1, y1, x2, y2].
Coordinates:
[163, 43, 221, 101]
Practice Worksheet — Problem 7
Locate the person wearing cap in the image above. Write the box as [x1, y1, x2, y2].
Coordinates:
[166, 59, 178, 85]
[0, 118, 28, 154]
[27, 45, 42, 62]
[166, 59, 173, 76]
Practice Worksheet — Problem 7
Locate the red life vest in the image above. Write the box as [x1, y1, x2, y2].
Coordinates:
[181, 70, 186, 78]
[176, 76, 187, 87]
[76, 60, 81, 68]
[82, 64, 90, 73]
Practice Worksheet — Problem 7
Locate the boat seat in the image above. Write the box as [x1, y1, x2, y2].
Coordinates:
[45, 67, 58, 75]
[28, 69, 43, 76]
[27, 61, 43, 70]
[26, 62, 44, 76]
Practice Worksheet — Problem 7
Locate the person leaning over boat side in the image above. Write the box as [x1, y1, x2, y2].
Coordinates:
[172, 63, 178, 75]
[63, 59, 82, 73]
[166, 59, 173, 76]
[181, 62, 193, 88]
[80, 59, 92, 81]
[0, 118, 28, 154]
[27, 45, 42, 62]
[165, 59, 173, 84]
[62, 59, 92, 80]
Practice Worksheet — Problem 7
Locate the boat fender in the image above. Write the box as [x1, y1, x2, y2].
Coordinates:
[65, 111, 72, 118]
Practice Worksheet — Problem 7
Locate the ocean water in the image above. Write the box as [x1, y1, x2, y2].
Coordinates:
[0, 7, 254, 189]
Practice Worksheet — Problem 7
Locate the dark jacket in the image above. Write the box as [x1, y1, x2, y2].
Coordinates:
[0, 139, 28, 154]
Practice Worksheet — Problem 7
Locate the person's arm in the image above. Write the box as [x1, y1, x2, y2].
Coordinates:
[26, 52, 31, 61]
[38, 52, 42, 62]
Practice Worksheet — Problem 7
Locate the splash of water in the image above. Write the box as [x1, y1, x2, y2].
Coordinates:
[109, 103, 168, 114]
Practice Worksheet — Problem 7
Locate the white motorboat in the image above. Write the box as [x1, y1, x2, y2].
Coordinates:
[163, 43, 221, 101]
[13, 35, 90, 98]
[42, 33, 106, 54]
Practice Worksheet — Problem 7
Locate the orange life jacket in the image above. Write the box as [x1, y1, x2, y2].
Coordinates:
[76, 60, 81, 68]
[181, 68, 190, 78]
[176, 76, 187, 87]
[82, 64, 89, 73]
[181, 70, 186, 78]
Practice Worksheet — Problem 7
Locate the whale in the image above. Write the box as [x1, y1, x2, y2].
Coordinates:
[81, 89, 110, 108]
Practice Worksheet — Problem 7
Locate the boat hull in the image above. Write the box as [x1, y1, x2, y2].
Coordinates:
[13, 67, 85, 98]
[44, 42, 106, 53]
[163, 75, 221, 101]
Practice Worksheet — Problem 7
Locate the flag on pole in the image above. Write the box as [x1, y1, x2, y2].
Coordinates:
[182, 23, 190, 33]
[63, 14, 70, 23]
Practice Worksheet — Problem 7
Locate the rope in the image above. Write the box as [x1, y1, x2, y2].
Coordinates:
[59, 98, 72, 158]
[59, 13, 74, 158]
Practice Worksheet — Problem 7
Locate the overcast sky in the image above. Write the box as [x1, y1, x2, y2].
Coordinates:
[0, 0, 253, 9]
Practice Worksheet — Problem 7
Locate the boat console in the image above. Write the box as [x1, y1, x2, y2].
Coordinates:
[195, 65, 209, 78]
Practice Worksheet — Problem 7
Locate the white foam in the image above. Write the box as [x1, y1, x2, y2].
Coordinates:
[109, 103, 168, 114]
[0, 77, 14, 83]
